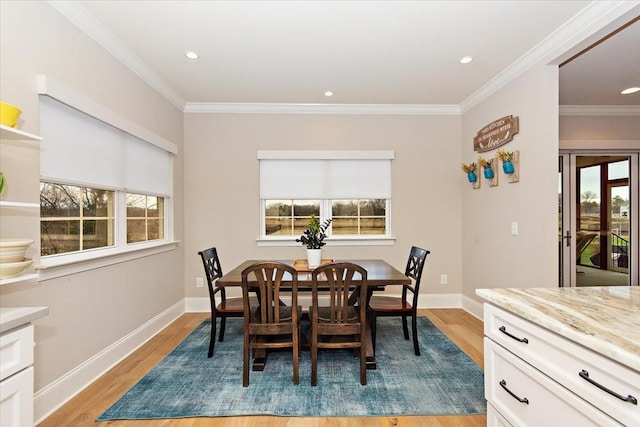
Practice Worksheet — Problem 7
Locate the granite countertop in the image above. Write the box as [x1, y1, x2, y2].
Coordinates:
[0, 306, 49, 333]
[476, 286, 640, 372]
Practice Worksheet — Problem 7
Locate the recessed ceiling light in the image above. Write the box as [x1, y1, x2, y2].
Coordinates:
[185, 51, 199, 60]
[621, 87, 640, 95]
[324, 91, 333, 97]
[459, 56, 473, 64]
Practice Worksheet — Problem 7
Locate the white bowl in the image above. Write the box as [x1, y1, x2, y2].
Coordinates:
[0, 258, 33, 279]
[0, 238, 34, 263]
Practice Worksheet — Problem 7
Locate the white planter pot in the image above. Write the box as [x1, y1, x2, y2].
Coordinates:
[306, 249, 322, 269]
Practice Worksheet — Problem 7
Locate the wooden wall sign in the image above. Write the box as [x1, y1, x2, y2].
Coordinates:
[473, 115, 519, 152]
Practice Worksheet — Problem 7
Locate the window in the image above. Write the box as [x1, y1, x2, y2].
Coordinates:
[332, 199, 386, 235]
[38, 88, 175, 262]
[259, 151, 393, 243]
[40, 183, 115, 255]
[127, 194, 165, 243]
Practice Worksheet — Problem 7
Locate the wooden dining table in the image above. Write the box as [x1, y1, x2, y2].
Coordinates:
[216, 259, 411, 370]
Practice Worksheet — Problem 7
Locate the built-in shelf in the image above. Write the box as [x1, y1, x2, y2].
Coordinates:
[0, 124, 42, 142]
[0, 273, 38, 286]
[0, 201, 39, 209]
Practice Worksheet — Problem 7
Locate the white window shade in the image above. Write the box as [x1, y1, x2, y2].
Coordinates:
[259, 152, 392, 199]
[40, 96, 172, 196]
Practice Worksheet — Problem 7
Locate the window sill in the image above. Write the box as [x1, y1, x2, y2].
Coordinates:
[256, 236, 395, 247]
[36, 240, 180, 281]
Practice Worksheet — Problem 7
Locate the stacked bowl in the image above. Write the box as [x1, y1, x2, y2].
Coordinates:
[0, 239, 34, 279]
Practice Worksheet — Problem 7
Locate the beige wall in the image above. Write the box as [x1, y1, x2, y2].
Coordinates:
[0, 0, 184, 393]
[184, 113, 463, 298]
[460, 64, 560, 304]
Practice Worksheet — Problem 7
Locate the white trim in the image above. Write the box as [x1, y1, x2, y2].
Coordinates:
[462, 294, 485, 321]
[460, 1, 640, 113]
[184, 102, 460, 115]
[257, 150, 394, 160]
[187, 293, 465, 312]
[34, 293, 475, 423]
[36, 240, 179, 281]
[36, 75, 178, 155]
[45, 1, 185, 111]
[560, 105, 640, 116]
[34, 300, 185, 424]
[559, 140, 640, 150]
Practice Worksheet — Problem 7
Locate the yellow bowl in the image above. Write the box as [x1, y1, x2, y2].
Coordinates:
[0, 101, 22, 128]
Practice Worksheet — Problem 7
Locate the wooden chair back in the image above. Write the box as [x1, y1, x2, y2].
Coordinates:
[310, 262, 368, 385]
[241, 261, 299, 386]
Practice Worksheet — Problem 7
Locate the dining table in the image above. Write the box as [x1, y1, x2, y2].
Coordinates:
[216, 259, 411, 370]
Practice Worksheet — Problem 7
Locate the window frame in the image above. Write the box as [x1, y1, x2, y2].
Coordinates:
[257, 149, 395, 247]
[36, 75, 178, 281]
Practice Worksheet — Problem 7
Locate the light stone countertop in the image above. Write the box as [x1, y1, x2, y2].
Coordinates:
[0, 306, 49, 333]
[476, 286, 640, 372]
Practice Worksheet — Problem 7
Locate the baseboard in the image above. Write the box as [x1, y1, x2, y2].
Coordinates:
[462, 294, 484, 320]
[187, 293, 466, 312]
[36, 293, 484, 424]
[34, 300, 185, 424]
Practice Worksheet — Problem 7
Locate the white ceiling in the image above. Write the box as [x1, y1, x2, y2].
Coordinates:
[55, 1, 639, 110]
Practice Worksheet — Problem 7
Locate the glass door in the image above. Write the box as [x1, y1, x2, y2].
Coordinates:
[559, 153, 638, 287]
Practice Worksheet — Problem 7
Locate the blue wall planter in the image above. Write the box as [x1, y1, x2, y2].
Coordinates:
[483, 167, 494, 179]
[503, 160, 515, 174]
[467, 171, 477, 183]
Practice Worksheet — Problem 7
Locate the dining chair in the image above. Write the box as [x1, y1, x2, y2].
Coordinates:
[310, 262, 368, 386]
[198, 247, 257, 358]
[368, 246, 430, 356]
[241, 261, 301, 387]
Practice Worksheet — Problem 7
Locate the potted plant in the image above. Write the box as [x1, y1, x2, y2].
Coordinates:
[296, 214, 332, 268]
[496, 149, 515, 174]
[460, 162, 478, 183]
[477, 156, 494, 179]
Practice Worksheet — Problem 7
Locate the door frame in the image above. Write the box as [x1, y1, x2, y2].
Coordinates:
[559, 150, 639, 287]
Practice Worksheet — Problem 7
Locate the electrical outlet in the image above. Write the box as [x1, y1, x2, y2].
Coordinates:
[440, 274, 447, 285]
[196, 277, 204, 288]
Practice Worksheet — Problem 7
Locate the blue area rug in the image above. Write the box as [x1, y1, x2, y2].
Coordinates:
[98, 317, 485, 420]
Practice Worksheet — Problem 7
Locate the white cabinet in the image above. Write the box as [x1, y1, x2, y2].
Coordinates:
[484, 303, 639, 427]
[0, 325, 35, 427]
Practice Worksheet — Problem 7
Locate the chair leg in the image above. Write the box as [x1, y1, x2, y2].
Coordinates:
[243, 335, 250, 387]
[411, 315, 420, 356]
[311, 325, 318, 386]
[402, 315, 409, 340]
[208, 314, 217, 358]
[219, 316, 227, 342]
[292, 330, 299, 385]
[359, 340, 367, 385]
[371, 313, 377, 353]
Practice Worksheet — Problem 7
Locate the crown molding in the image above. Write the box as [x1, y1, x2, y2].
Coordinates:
[47, 0, 186, 111]
[48, 0, 638, 116]
[560, 105, 640, 116]
[183, 102, 460, 115]
[460, 1, 640, 114]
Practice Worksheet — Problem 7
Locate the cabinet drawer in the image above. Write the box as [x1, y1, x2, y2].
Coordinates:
[484, 303, 640, 426]
[485, 338, 621, 426]
[0, 366, 34, 427]
[0, 325, 33, 381]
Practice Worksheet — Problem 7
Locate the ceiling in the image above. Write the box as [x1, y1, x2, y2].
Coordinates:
[55, 1, 639, 110]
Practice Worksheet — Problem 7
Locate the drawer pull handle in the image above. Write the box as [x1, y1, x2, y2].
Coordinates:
[579, 370, 638, 405]
[499, 380, 529, 404]
[499, 326, 528, 343]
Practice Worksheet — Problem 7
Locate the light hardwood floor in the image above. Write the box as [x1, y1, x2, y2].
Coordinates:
[37, 309, 486, 427]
